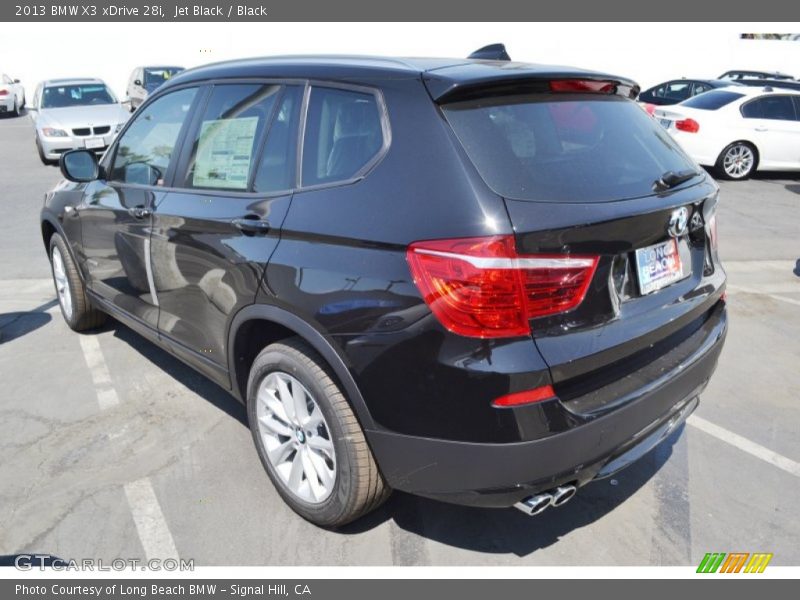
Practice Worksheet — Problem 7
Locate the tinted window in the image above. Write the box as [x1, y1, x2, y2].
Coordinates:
[443, 94, 697, 203]
[42, 84, 116, 108]
[693, 82, 712, 95]
[110, 87, 197, 185]
[741, 96, 797, 120]
[253, 86, 303, 193]
[682, 90, 744, 110]
[182, 84, 281, 191]
[144, 68, 182, 88]
[301, 87, 384, 186]
[664, 81, 692, 102]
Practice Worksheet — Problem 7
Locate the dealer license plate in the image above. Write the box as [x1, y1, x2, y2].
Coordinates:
[635, 238, 685, 295]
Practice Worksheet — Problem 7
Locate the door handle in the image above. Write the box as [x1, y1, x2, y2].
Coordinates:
[232, 217, 271, 234]
[754, 127, 768, 132]
[128, 206, 151, 219]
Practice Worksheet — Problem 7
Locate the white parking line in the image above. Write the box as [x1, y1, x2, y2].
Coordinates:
[124, 478, 180, 561]
[78, 335, 120, 409]
[727, 284, 800, 307]
[688, 415, 800, 478]
[77, 333, 180, 561]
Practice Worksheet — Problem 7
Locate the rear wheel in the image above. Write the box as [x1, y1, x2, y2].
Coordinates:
[49, 233, 106, 331]
[247, 338, 389, 527]
[715, 142, 757, 180]
[11, 97, 19, 116]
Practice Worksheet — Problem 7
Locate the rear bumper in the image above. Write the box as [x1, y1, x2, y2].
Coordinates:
[367, 302, 726, 508]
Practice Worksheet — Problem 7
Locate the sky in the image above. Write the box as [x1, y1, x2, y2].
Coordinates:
[1, 22, 799, 100]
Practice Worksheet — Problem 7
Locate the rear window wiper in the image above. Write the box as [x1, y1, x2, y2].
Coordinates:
[653, 169, 700, 192]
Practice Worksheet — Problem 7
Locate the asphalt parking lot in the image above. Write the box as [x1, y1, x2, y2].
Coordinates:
[1, 110, 798, 567]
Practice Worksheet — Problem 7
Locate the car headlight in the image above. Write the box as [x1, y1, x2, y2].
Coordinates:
[41, 127, 68, 137]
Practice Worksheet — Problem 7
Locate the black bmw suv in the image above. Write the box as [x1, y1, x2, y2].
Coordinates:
[41, 47, 727, 527]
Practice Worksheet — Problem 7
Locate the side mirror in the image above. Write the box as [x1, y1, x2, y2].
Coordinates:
[60, 150, 99, 182]
[134, 79, 142, 87]
[13, 78, 20, 84]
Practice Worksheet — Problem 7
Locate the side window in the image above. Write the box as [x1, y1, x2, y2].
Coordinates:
[651, 85, 665, 98]
[110, 87, 197, 186]
[664, 82, 692, 102]
[253, 86, 303, 193]
[742, 96, 797, 121]
[2, 74, 12, 84]
[692, 83, 711, 96]
[181, 84, 281, 191]
[794, 97, 800, 120]
[301, 87, 384, 186]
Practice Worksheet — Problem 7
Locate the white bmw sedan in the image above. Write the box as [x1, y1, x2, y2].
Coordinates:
[654, 86, 800, 179]
[29, 78, 130, 164]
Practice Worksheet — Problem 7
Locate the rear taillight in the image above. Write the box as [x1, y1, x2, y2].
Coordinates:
[406, 235, 599, 338]
[549, 79, 616, 94]
[675, 118, 700, 133]
[0, 89, 8, 96]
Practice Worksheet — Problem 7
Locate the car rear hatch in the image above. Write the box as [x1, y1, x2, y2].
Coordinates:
[434, 73, 726, 416]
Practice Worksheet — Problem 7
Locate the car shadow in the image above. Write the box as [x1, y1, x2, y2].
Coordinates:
[100, 317, 683, 556]
[0, 299, 57, 344]
[0, 107, 28, 119]
[102, 320, 247, 426]
[340, 426, 684, 557]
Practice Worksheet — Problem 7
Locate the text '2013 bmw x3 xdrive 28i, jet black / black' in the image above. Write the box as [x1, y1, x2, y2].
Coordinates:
[41, 45, 727, 527]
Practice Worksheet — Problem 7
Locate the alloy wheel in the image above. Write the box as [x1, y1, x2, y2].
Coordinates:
[723, 144, 754, 178]
[256, 371, 336, 503]
[51, 246, 73, 320]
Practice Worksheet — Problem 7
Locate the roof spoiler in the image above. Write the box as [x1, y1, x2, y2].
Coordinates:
[468, 44, 511, 61]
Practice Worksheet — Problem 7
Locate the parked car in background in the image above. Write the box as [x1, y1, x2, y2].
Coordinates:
[41, 50, 727, 527]
[736, 78, 800, 92]
[638, 79, 742, 106]
[126, 66, 184, 111]
[0, 72, 25, 116]
[719, 70, 794, 81]
[30, 78, 130, 164]
[654, 86, 800, 179]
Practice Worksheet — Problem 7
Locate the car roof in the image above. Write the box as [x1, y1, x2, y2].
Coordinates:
[140, 66, 184, 70]
[722, 84, 800, 96]
[43, 77, 105, 86]
[163, 54, 638, 101]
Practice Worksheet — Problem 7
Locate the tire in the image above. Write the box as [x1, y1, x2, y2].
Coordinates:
[49, 233, 106, 331]
[36, 138, 53, 165]
[247, 337, 389, 527]
[11, 97, 19, 117]
[715, 142, 757, 180]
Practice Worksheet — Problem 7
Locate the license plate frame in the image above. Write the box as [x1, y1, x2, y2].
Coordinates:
[635, 238, 686, 295]
[84, 137, 104, 149]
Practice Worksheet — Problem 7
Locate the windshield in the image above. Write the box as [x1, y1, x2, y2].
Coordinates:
[144, 68, 182, 87]
[42, 84, 117, 108]
[442, 94, 698, 203]
[682, 90, 744, 110]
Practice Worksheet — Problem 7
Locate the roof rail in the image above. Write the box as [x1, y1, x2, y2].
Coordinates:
[468, 43, 511, 61]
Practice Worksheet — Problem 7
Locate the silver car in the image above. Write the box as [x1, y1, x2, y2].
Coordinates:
[30, 78, 130, 164]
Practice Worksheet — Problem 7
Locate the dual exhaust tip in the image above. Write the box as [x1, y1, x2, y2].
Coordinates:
[514, 484, 577, 516]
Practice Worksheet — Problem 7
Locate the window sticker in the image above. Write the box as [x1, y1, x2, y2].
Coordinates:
[193, 117, 258, 189]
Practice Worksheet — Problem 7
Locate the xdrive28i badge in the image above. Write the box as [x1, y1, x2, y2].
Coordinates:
[667, 207, 690, 238]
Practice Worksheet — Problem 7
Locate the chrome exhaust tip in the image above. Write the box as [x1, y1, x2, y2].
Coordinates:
[514, 493, 553, 516]
[551, 485, 577, 507]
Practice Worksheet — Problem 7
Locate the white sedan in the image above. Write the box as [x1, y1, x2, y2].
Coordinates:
[654, 86, 800, 179]
[0, 72, 25, 116]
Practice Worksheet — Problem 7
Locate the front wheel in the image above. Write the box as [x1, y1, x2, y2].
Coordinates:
[49, 233, 106, 331]
[247, 338, 390, 527]
[715, 142, 757, 180]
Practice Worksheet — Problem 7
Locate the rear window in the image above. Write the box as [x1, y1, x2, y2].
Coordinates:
[681, 90, 744, 110]
[442, 94, 697, 203]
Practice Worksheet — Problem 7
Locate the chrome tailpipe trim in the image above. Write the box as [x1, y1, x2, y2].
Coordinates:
[551, 484, 577, 507]
[513, 493, 553, 516]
